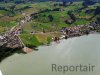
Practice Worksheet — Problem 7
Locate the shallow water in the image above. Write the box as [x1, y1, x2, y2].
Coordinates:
[0, 34, 100, 75]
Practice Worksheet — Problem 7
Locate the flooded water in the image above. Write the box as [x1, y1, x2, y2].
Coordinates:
[0, 34, 100, 75]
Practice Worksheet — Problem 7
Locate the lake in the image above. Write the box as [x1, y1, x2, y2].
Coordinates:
[0, 34, 100, 75]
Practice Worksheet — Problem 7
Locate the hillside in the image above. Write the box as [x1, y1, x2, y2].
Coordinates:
[0, 1, 99, 46]
[0, 0, 100, 3]
[0, 1, 99, 33]
[25, 2, 100, 32]
[0, 1, 100, 61]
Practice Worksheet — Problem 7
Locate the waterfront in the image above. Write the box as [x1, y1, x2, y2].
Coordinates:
[0, 34, 100, 75]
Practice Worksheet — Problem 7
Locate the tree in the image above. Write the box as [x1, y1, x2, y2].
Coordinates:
[48, 15, 54, 22]
[94, 6, 100, 15]
[82, 0, 96, 7]
[10, 5, 16, 12]
[62, 0, 67, 6]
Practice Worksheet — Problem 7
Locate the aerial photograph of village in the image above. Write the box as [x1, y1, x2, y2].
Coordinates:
[0, 0, 100, 75]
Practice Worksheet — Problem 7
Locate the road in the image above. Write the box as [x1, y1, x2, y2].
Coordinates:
[0, 13, 31, 48]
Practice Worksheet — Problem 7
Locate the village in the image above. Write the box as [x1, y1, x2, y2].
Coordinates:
[0, 18, 100, 49]
[0, 0, 100, 61]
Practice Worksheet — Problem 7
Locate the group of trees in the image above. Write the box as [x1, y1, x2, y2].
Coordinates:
[0, 0, 29, 3]
[0, 0, 100, 3]
[48, 15, 54, 22]
[67, 11, 76, 20]
[94, 6, 100, 15]
[0, 0, 51, 3]
[0, 6, 15, 16]
[0, 46, 23, 62]
[82, 0, 96, 7]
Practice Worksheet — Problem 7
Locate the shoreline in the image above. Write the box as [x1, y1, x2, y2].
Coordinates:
[0, 21, 100, 61]
[0, 33, 99, 62]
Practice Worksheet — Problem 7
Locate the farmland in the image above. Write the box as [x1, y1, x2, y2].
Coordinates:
[0, 1, 100, 46]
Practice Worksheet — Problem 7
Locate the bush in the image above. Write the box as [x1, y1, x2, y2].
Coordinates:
[47, 36, 52, 44]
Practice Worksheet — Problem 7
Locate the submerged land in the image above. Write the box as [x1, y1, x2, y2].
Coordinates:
[0, 0, 100, 61]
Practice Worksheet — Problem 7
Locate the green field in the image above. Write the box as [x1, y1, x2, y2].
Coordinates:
[0, 1, 100, 46]
[20, 34, 53, 47]
[25, 2, 100, 32]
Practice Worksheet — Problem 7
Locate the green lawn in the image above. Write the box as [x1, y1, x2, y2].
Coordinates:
[0, 21, 17, 27]
[20, 34, 53, 47]
[20, 34, 42, 47]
